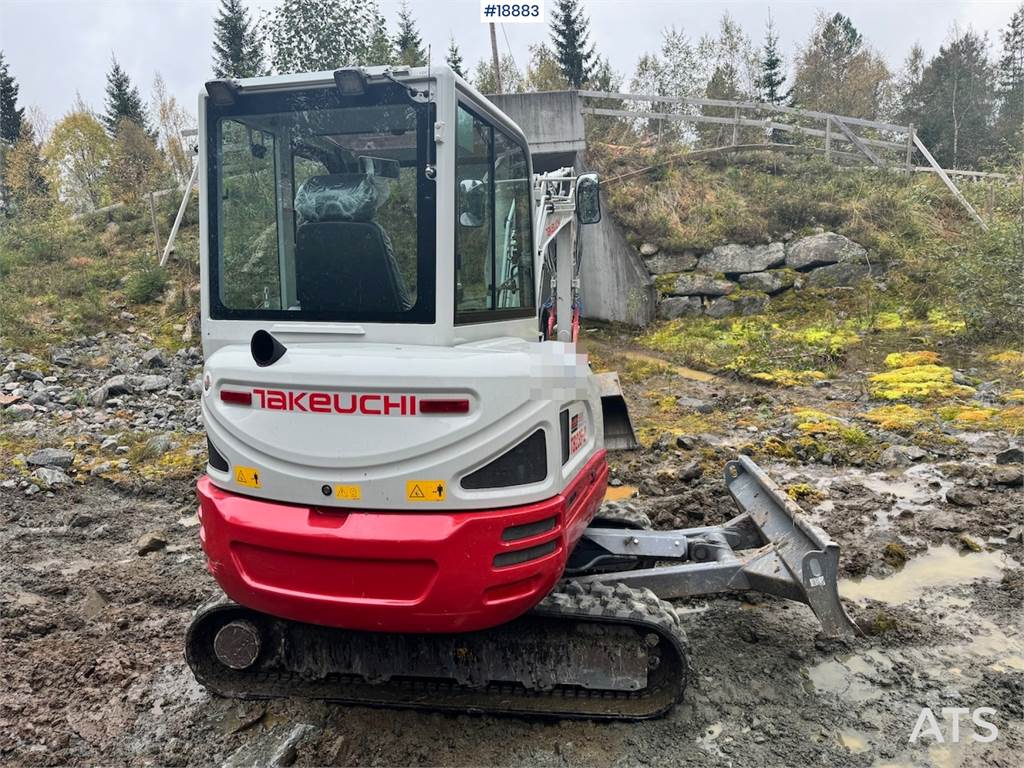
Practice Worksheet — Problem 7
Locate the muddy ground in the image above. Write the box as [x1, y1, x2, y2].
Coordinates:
[2, 336, 1022, 767]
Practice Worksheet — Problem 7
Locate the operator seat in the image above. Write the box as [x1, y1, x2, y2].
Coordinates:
[294, 173, 412, 314]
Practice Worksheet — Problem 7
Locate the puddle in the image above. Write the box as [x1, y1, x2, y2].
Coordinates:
[617, 350, 717, 383]
[839, 728, 871, 753]
[807, 657, 883, 703]
[839, 545, 1013, 605]
[604, 484, 638, 502]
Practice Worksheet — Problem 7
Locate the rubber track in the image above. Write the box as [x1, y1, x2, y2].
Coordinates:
[185, 581, 690, 720]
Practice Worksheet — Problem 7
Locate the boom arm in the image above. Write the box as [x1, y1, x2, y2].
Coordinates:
[534, 169, 582, 343]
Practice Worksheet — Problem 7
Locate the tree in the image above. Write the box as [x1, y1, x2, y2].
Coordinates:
[630, 27, 701, 140]
[892, 43, 926, 126]
[43, 110, 112, 212]
[394, 1, 426, 68]
[5, 123, 49, 212]
[212, 0, 264, 78]
[103, 56, 151, 136]
[152, 73, 195, 187]
[916, 28, 996, 169]
[550, 0, 596, 88]
[363, 12, 394, 66]
[472, 56, 523, 94]
[756, 14, 788, 104]
[694, 13, 758, 145]
[524, 44, 568, 92]
[107, 118, 169, 203]
[446, 35, 465, 78]
[1, 50, 25, 145]
[266, 0, 377, 74]
[994, 3, 1024, 153]
[790, 12, 891, 118]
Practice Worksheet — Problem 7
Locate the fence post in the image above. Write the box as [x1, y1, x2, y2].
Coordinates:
[732, 107, 739, 146]
[905, 123, 915, 174]
[148, 192, 160, 259]
[825, 116, 832, 162]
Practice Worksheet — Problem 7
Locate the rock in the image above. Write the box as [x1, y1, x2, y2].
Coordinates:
[678, 461, 703, 481]
[675, 435, 695, 450]
[676, 395, 713, 413]
[697, 242, 785, 274]
[136, 531, 168, 555]
[737, 269, 794, 294]
[958, 534, 985, 552]
[89, 385, 110, 406]
[32, 467, 71, 487]
[100, 437, 118, 451]
[104, 375, 132, 395]
[645, 252, 698, 274]
[946, 486, 982, 508]
[803, 260, 871, 288]
[995, 447, 1023, 465]
[879, 444, 927, 468]
[82, 587, 108, 620]
[670, 273, 735, 297]
[786, 232, 867, 270]
[26, 448, 74, 469]
[704, 292, 769, 318]
[929, 510, 966, 532]
[657, 296, 703, 319]
[141, 349, 167, 368]
[639, 242, 659, 257]
[136, 374, 172, 392]
[141, 434, 173, 458]
[224, 723, 319, 768]
[990, 466, 1023, 486]
[28, 391, 49, 405]
[5, 402, 35, 421]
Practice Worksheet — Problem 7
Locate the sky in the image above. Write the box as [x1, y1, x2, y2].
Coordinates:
[0, 0, 1020, 133]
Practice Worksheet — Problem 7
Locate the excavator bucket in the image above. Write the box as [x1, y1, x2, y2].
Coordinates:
[594, 372, 639, 451]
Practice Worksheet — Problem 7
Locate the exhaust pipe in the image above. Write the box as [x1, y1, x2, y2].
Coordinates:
[251, 330, 287, 367]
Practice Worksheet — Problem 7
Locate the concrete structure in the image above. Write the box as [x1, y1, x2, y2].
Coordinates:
[487, 91, 655, 326]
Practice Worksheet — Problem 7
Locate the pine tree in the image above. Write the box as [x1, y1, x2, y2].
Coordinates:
[446, 35, 465, 78]
[103, 56, 151, 136]
[995, 3, 1024, 152]
[755, 14, 787, 103]
[394, 1, 426, 68]
[362, 12, 394, 66]
[549, 0, 596, 88]
[267, 0, 375, 73]
[212, 0, 264, 78]
[0, 50, 25, 145]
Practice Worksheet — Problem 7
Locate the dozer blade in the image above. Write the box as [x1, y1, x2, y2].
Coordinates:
[594, 371, 639, 451]
[723, 456, 858, 638]
[574, 456, 858, 639]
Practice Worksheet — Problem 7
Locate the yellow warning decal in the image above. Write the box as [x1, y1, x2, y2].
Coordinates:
[406, 480, 446, 502]
[234, 466, 261, 489]
[334, 484, 361, 500]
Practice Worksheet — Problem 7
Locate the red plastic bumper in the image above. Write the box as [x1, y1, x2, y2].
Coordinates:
[196, 451, 608, 633]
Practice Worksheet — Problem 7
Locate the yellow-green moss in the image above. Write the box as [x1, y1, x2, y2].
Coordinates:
[751, 369, 827, 387]
[654, 273, 681, 294]
[990, 351, 1024, 376]
[997, 406, 1024, 433]
[786, 483, 824, 501]
[868, 365, 975, 401]
[862, 404, 932, 432]
[884, 351, 941, 369]
[1003, 389, 1024, 404]
[938, 405, 998, 425]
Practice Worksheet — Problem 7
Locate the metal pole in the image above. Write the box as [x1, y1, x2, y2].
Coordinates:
[489, 23, 503, 94]
[824, 116, 832, 163]
[732, 107, 739, 146]
[160, 162, 199, 267]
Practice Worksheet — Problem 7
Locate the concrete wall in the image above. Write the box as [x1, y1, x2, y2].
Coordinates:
[485, 90, 655, 326]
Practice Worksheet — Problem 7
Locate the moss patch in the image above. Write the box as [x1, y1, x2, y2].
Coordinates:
[884, 351, 941, 369]
[868, 365, 975, 401]
[862, 404, 933, 432]
[751, 369, 827, 387]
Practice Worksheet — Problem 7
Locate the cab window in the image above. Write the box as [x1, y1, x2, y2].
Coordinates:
[455, 104, 534, 323]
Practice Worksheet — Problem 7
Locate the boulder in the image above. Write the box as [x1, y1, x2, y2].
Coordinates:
[670, 273, 735, 297]
[879, 444, 927, 468]
[104, 375, 132, 395]
[946, 486, 983, 508]
[5, 402, 35, 421]
[697, 243, 785, 274]
[136, 374, 172, 392]
[738, 269, 794, 294]
[990, 466, 1023, 486]
[995, 447, 1023, 465]
[141, 349, 167, 368]
[136, 531, 168, 555]
[657, 296, 703, 319]
[804, 260, 871, 288]
[26, 447, 74, 469]
[645, 252, 698, 274]
[786, 232, 867, 270]
[32, 467, 71, 487]
[704, 292, 769, 318]
[89, 385, 110, 406]
[639, 242, 659, 257]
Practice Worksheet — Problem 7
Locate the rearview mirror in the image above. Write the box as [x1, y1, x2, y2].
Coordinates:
[459, 179, 486, 227]
[359, 155, 401, 179]
[576, 173, 601, 225]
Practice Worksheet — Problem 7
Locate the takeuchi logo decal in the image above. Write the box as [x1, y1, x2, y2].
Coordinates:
[253, 389, 417, 415]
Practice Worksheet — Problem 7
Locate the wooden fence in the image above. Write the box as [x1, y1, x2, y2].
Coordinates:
[578, 90, 1006, 230]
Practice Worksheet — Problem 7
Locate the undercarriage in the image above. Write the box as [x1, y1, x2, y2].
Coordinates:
[185, 456, 856, 720]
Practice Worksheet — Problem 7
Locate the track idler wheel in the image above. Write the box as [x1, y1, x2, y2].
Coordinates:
[213, 619, 262, 670]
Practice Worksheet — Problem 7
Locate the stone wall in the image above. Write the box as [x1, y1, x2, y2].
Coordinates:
[645, 231, 874, 320]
